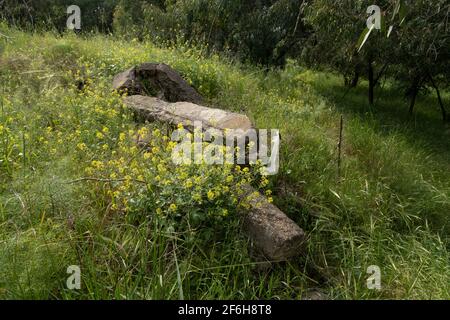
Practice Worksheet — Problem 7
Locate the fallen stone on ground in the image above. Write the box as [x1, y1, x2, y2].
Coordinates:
[122, 94, 306, 261]
[241, 185, 306, 260]
[124, 95, 253, 134]
[113, 63, 203, 104]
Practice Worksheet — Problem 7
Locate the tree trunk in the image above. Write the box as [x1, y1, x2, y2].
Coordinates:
[409, 88, 418, 116]
[368, 61, 374, 105]
[351, 71, 359, 88]
[408, 77, 420, 116]
[429, 74, 448, 122]
[436, 87, 447, 123]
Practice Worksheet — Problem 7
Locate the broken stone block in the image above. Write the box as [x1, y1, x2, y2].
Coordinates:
[123, 95, 305, 260]
[112, 67, 141, 95]
[242, 186, 306, 260]
[113, 63, 203, 104]
[124, 95, 253, 132]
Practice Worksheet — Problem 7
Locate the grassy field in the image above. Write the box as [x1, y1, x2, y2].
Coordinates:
[0, 26, 449, 299]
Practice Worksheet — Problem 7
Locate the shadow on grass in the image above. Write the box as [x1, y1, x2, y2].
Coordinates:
[307, 75, 450, 239]
[311, 76, 450, 166]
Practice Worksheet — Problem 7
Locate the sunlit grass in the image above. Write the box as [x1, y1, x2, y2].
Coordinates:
[0, 26, 448, 299]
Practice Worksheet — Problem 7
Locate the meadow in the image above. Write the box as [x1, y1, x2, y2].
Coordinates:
[0, 25, 448, 299]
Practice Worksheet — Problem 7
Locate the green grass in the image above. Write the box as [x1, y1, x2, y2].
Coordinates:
[0, 25, 449, 300]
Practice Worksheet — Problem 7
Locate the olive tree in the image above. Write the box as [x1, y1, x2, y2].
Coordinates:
[305, 0, 401, 105]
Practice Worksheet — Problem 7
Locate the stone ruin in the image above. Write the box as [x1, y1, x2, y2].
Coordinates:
[113, 63, 306, 261]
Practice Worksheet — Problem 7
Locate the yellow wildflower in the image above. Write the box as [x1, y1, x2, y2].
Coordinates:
[192, 193, 202, 202]
[143, 152, 152, 160]
[184, 179, 193, 188]
[153, 129, 161, 137]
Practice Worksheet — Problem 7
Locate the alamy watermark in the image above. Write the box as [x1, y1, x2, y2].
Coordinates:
[366, 4, 396, 37]
[66, 265, 81, 290]
[366, 265, 381, 290]
[67, 5, 81, 30]
[366, 5, 382, 30]
[170, 122, 280, 175]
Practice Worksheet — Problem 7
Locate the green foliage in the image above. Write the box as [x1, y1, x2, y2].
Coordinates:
[0, 27, 449, 299]
[112, 0, 309, 66]
[390, 0, 450, 114]
[0, 0, 118, 32]
[305, 0, 392, 82]
[305, 0, 449, 118]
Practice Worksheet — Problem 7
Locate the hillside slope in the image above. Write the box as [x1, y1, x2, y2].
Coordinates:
[0, 28, 449, 299]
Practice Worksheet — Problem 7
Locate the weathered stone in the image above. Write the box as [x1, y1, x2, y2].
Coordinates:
[113, 63, 203, 104]
[112, 67, 141, 94]
[302, 289, 330, 300]
[124, 95, 253, 132]
[242, 186, 306, 260]
[121, 94, 305, 261]
[125, 95, 305, 261]
[136, 63, 203, 104]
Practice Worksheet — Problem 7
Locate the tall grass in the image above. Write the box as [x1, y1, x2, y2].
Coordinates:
[0, 26, 448, 299]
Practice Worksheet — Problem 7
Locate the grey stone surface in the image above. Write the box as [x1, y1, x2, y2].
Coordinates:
[302, 289, 330, 300]
[112, 67, 141, 95]
[123, 94, 306, 261]
[241, 185, 306, 260]
[124, 95, 252, 132]
[113, 63, 203, 104]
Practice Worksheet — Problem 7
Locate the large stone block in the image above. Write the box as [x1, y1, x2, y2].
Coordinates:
[113, 63, 203, 104]
[124, 95, 252, 132]
[242, 186, 306, 260]
[123, 94, 306, 260]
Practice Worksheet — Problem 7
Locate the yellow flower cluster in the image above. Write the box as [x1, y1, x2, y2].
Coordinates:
[1, 56, 273, 224]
